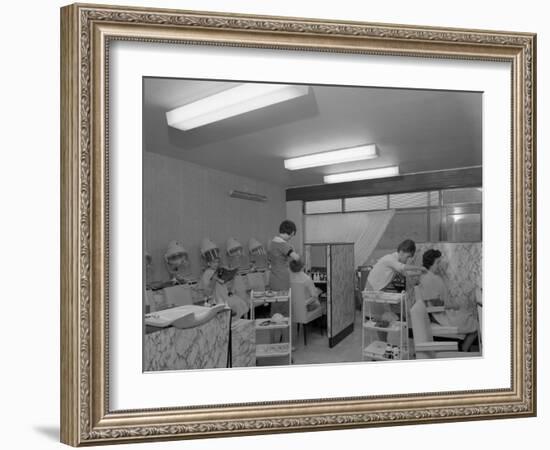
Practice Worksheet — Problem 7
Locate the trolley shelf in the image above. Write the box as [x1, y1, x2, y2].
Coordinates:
[362, 297, 401, 305]
[363, 320, 406, 332]
[250, 289, 292, 365]
[254, 318, 290, 330]
[362, 351, 393, 361]
[256, 343, 291, 358]
[251, 296, 290, 305]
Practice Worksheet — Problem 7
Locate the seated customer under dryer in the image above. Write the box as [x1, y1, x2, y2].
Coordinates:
[164, 240, 190, 284]
[289, 259, 321, 312]
[200, 238, 249, 319]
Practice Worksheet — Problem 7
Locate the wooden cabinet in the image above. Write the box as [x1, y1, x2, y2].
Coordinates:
[305, 243, 355, 348]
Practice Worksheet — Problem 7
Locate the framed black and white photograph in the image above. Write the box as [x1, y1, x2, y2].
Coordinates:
[142, 78, 484, 371]
[60, 3, 536, 446]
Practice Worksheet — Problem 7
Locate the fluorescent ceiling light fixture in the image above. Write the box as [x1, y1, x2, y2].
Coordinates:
[323, 166, 400, 184]
[166, 84, 309, 131]
[284, 144, 378, 170]
[229, 190, 267, 202]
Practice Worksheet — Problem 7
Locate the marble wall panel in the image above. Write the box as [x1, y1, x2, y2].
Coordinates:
[413, 242, 482, 308]
[231, 319, 256, 367]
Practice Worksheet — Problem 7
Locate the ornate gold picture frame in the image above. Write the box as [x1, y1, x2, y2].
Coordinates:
[60, 3, 536, 446]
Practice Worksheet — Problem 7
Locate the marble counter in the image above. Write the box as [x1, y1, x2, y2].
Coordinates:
[144, 308, 231, 371]
[231, 319, 256, 367]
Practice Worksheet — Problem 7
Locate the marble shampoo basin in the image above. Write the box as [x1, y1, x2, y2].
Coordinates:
[145, 304, 227, 329]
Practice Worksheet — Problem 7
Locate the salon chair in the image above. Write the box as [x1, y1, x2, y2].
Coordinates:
[475, 287, 483, 353]
[290, 282, 326, 346]
[145, 289, 170, 312]
[246, 272, 266, 292]
[414, 285, 466, 341]
[163, 284, 194, 306]
[410, 294, 465, 359]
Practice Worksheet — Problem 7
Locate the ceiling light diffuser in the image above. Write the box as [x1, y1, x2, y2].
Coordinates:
[323, 166, 400, 184]
[166, 84, 309, 131]
[229, 190, 267, 202]
[284, 144, 378, 170]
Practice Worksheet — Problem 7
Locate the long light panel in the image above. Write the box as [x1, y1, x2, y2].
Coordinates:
[166, 84, 309, 131]
[284, 144, 378, 170]
[323, 166, 400, 184]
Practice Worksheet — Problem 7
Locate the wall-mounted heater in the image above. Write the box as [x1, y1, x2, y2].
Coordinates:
[229, 190, 267, 202]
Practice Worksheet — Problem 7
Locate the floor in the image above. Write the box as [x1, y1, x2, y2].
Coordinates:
[256, 312, 363, 367]
[255, 311, 481, 367]
[292, 314, 363, 365]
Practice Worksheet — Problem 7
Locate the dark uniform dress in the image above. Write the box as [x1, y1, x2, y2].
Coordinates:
[267, 237, 293, 315]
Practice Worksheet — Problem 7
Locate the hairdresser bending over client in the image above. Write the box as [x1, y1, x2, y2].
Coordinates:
[366, 239, 427, 292]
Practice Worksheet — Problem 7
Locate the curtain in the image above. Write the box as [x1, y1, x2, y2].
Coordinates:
[304, 209, 395, 267]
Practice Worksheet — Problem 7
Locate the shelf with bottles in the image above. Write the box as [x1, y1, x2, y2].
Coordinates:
[250, 289, 292, 364]
[254, 317, 290, 330]
[363, 319, 407, 333]
[362, 290, 409, 361]
[309, 269, 328, 284]
[256, 343, 291, 358]
[363, 341, 404, 361]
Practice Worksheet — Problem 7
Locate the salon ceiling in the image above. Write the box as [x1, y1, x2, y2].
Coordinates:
[143, 78, 482, 188]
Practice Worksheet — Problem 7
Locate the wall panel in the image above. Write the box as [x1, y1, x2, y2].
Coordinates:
[144, 152, 286, 281]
